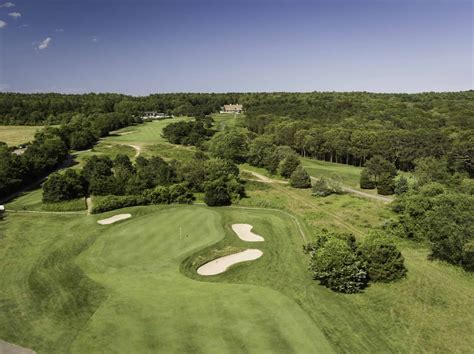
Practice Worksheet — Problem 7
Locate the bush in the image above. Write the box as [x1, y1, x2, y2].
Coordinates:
[312, 177, 342, 197]
[309, 237, 368, 293]
[204, 178, 232, 206]
[91, 195, 144, 214]
[169, 183, 194, 204]
[360, 169, 375, 189]
[462, 242, 474, 272]
[377, 173, 395, 195]
[142, 186, 170, 204]
[43, 169, 87, 202]
[290, 165, 311, 188]
[358, 231, 407, 282]
[280, 154, 300, 178]
[394, 176, 409, 195]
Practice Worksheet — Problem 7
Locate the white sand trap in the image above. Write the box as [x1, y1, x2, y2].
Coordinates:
[232, 224, 265, 242]
[97, 213, 131, 225]
[197, 249, 263, 276]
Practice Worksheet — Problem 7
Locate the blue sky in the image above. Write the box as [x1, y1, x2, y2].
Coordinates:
[0, 0, 472, 94]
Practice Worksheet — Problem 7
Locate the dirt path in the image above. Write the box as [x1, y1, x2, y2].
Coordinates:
[241, 170, 363, 236]
[127, 144, 142, 158]
[0, 339, 36, 354]
[86, 197, 93, 215]
[244, 170, 393, 204]
[244, 171, 288, 184]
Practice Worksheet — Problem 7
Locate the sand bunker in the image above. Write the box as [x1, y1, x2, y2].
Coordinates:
[97, 213, 132, 225]
[232, 224, 265, 242]
[197, 249, 263, 276]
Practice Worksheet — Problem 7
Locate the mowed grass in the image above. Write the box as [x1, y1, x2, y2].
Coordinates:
[301, 157, 363, 188]
[211, 113, 243, 131]
[0, 125, 44, 146]
[0, 206, 333, 353]
[100, 117, 196, 161]
[1, 199, 473, 353]
[6, 188, 86, 212]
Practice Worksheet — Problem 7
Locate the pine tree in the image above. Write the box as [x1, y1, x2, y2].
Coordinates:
[290, 165, 311, 188]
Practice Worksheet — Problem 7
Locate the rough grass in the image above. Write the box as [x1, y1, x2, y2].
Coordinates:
[5, 189, 85, 212]
[0, 125, 44, 146]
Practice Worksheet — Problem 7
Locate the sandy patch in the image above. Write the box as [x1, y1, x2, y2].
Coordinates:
[232, 224, 265, 242]
[197, 249, 263, 276]
[97, 213, 132, 225]
[0, 339, 36, 354]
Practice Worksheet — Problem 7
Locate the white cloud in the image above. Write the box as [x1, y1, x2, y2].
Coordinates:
[54, 28, 64, 32]
[18, 23, 28, 28]
[0, 2, 14, 8]
[92, 36, 98, 43]
[8, 11, 21, 19]
[38, 37, 52, 50]
[0, 20, 7, 29]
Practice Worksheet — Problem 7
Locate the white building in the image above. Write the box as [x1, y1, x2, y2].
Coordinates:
[220, 104, 243, 114]
[141, 111, 168, 119]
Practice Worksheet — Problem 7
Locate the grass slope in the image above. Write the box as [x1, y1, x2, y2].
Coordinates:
[0, 206, 334, 353]
[0, 125, 44, 146]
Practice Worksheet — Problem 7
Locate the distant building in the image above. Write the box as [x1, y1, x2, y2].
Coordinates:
[220, 104, 243, 114]
[141, 111, 169, 119]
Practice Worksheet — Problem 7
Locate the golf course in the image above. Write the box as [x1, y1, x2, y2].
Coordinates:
[1, 205, 335, 353]
[1, 113, 473, 353]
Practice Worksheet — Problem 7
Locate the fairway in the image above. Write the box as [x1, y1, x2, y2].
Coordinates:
[0, 125, 44, 146]
[0, 206, 334, 353]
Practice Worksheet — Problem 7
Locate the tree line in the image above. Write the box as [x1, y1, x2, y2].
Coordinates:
[0, 112, 139, 200]
[43, 152, 245, 210]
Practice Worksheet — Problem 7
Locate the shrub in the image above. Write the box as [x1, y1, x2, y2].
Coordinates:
[312, 177, 342, 197]
[280, 154, 300, 178]
[91, 195, 144, 214]
[358, 231, 407, 282]
[309, 237, 368, 293]
[462, 242, 474, 272]
[377, 173, 395, 195]
[360, 169, 375, 189]
[142, 186, 170, 204]
[394, 176, 409, 195]
[290, 166, 311, 188]
[204, 178, 231, 206]
[169, 183, 194, 204]
[43, 169, 87, 202]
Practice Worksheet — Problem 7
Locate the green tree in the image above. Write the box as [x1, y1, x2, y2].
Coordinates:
[414, 157, 452, 187]
[377, 173, 396, 195]
[290, 166, 311, 188]
[394, 176, 409, 195]
[204, 178, 232, 206]
[280, 154, 300, 178]
[360, 169, 375, 189]
[309, 237, 368, 293]
[42, 170, 87, 202]
[358, 231, 407, 282]
[209, 130, 249, 163]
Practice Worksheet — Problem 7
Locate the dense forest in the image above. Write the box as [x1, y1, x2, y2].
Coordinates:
[1, 91, 472, 175]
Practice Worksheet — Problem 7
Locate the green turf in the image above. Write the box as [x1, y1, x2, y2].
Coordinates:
[211, 113, 243, 131]
[1, 204, 472, 353]
[301, 158, 363, 187]
[0, 206, 334, 353]
[0, 125, 44, 146]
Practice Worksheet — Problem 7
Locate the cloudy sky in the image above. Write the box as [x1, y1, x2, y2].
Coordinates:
[0, 0, 472, 94]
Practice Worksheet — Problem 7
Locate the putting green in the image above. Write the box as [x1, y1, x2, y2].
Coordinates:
[65, 206, 332, 353]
